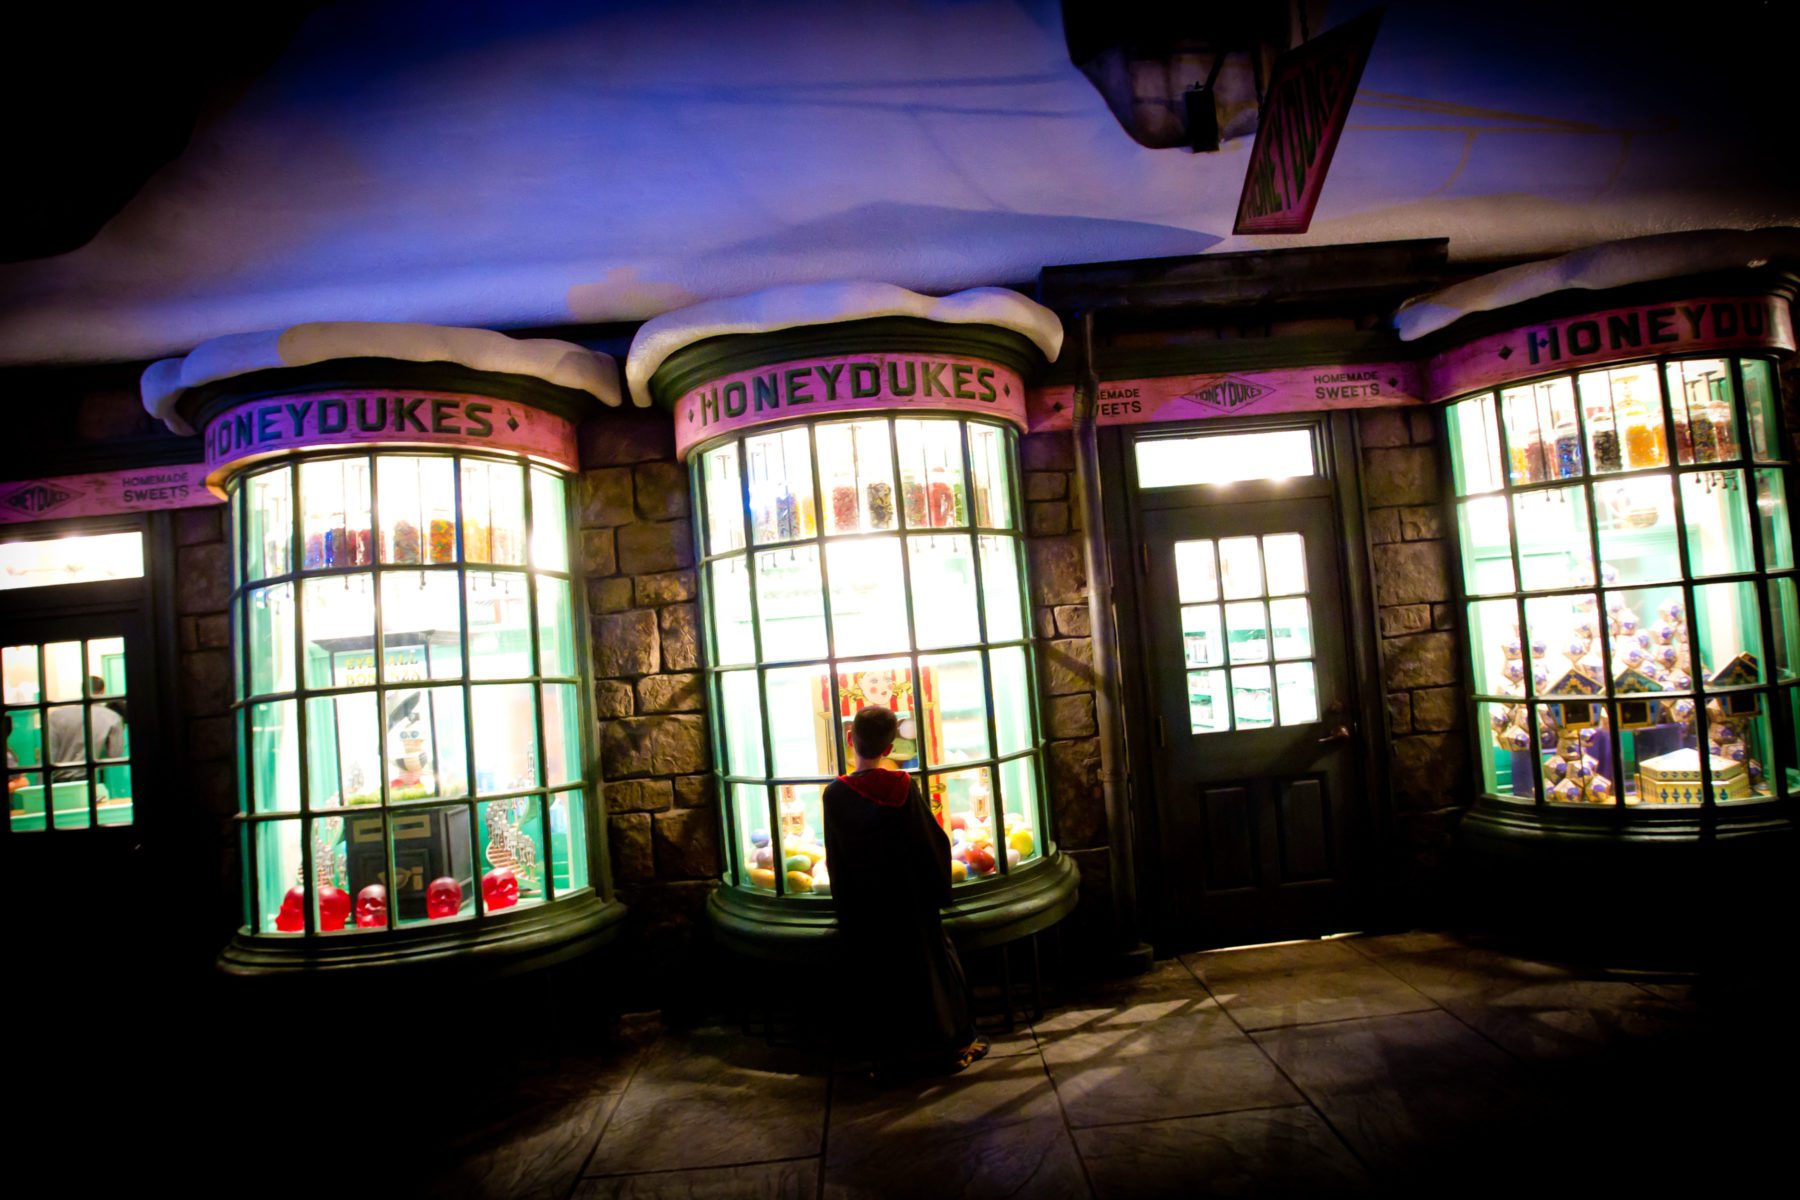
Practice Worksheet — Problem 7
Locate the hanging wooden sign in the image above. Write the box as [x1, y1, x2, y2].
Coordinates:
[0, 462, 218, 525]
[1029, 361, 1422, 431]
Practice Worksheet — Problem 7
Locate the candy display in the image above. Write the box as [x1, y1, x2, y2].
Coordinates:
[274, 885, 307, 932]
[317, 885, 352, 931]
[426, 876, 462, 919]
[354, 884, 388, 928]
[481, 866, 519, 910]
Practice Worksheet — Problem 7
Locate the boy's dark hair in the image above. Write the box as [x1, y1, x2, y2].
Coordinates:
[850, 706, 899, 759]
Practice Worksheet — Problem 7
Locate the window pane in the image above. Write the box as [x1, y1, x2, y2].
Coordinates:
[548, 789, 589, 893]
[1224, 601, 1269, 664]
[9, 771, 44, 831]
[96, 763, 132, 823]
[530, 469, 570, 570]
[230, 489, 243, 590]
[736, 784, 777, 892]
[1695, 581, 1764, 688]
[708, 557, 755, 666]
[378, 456, 457, 564]
[393, 805, 474, 925]
[248, 584, 297, 695]
[1182, 604, 1224, 668]
[838, 659, 919, 769]
[542, 682, 582, 788]
[302, 573, 376, 688]
[1188, 669, 1229, 734]
[246, 467, 294, 580]
[315, 812, 386, 933]
[479, 796, 547, 907]
[746, 427, 817, 544]
[909, 535, 980, 650]
[1502, 376, 1582, 482]
[1540, 704, 1613, 805]
[0, 532, 145, 592]
[49, 772, 95, 829]
[755, 545, 827, 662]
[1231, 665, 1274, 729]
[255, 819, 304, 933]
[392, 686, 468, 801]
[4, 645, 39, 704]
[472, 683, 539, 794]
[461, 459, 527, 565]
[537, 576, 578, 677]
[1771, 578, 1798, 683]
[251, 699, 301, 813]
[978, 536, 1026, 644]
[7, 708, 42, 766]
[1479, 700, 1536, 800]
[1756, 469, 1792, 570]
[816, 420, 898, 536]
[46, 704, 85, 769]
[306, 691, 379, 808]
[1614, 586, 1694, 693]
[921, 651, 990, 767]
[1593, 476, 1679, 585]
[44, 641, 83, 702]
[968, 423, 1012, 529]
[998, 756, 1040, 867]
[826, 538, 908, 656]
[1275, 661, 1319, 725]
[1262, 534, 1307, 596]
[1218, 538, 1262, 600]
[299, 457, 374, 570]
[1741, 359, 1779, 462]
[1446, 393, 1502, 495]
[990, 647, 1032, 757]
[1524, 595, 1605, 696]
[467, 571, 534, 679]
[777, 783, 828, 895]
[1514, 487, 1593, 591]
[895, 419, 968, 529]
[1175, 540, 1218, 603]
[1667, 359, 1739, 465]
[1680, 471, 1755, 577]
[701, 443, 747, 555]
[1135, 429, 1315, 488]
[1470, 600, 1527, 696]
[381, 571, 464, 680]
[766, 664, 834, 777]
[86, 637, 126, 698]
[1269, 598, 1313, 660]
[1705, 703, 1773, 803]
[719, 670, 767, 777]
[1576, 365, 1664, 475]
[1456, 496, 1515, 595]
[937, 765, 998, 881]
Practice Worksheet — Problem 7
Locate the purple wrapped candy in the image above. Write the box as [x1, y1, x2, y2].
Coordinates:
[1489, 708, 1512, 732]
[1587, 777, 1614, 803]
[1620, 613, 1640, 635]
[1502, 727, 1532, 751]
[1725, 744, 1747, 762]
[1530, 638, 1547, 659]
[1532, 667, 1549, 690]
[1672, 673, 1692, 690]
[1714, 723, 1740, 744]
[1621, 647, 1647, 669]
[1748, 762, 1764, 784]
[1574, 619, 1596, 639]
[1669, 699, 1696, 721]
[1578, 727, 1600, 747]
[1552, 779, 1585, 804]
[1567, 639, 1590, 659]
[1545, 756, 1569, 781]
[1652, 622, 1676, 645]
[1600, 563, 1619, 585]
[1656, 645, 1678, 668]
[1660, 601, 1685, 624]
[1504, 660, 1526, 683]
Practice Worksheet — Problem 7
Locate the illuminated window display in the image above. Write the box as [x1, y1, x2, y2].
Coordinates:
[1448, 355, 1796, 808]
[5, 636, 133, 830]
[697, 415, 1047, 896]
[230, 451, 593, 934]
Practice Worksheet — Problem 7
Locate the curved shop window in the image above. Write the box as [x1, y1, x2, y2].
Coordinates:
[696, 414, 1045, 896]
[1447, 354, 1796, 808]
[230, 451, 592, 934]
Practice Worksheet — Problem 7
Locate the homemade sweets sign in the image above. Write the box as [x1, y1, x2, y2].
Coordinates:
[1028, 361, 1423, 431]
[0, 463, 218, 524]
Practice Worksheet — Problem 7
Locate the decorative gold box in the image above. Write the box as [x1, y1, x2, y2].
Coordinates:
[1634, 749, 1747, 805]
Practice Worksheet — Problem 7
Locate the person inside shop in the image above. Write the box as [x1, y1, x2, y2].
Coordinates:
[823, 705, 988, 1078]
[47, 675, 126, 781]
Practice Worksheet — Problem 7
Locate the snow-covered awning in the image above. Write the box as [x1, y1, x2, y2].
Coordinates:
[142, 321, 623, 435]
[625, 283, 1063, 404]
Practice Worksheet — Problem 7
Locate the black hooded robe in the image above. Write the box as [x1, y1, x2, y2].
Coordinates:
[823, 768, 972, 1058]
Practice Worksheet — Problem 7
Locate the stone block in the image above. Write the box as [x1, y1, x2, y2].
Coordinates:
[1387, 692, 1413, 735]
[1053, 604, 1091, 638]
[581, 529, 616, 577]
[594, 609, 659, 678]
[650, 714, 709, 775]
[1381, 632, 1458, 690]
[600, 719, 655, 779]
[1378, 604, 1432, 638]
[1359, 409, 1412, 448]
[579, 467, 635, 528]
[1047, 693, 1097, 739]
[1432, 603, 1455, 631]
[1372, 541, 1451, 607]
[1020, 432, 1075, 471]
[580, 408, 674, 467]
[1363, 446, 1441, 508]
[1027, 535, 1087, 607]
[1026, 501, 1069, 537]
[1367, 507, 1401, 545]
[1407, 409, 1439, 444]
[653, 808, 720, 879]
[659, 604, 700, 671]
[609, 813, 654, 882]
[178, 617, 199, 653]
[1391, 733, 1470, 811]
[197, 614, 230, 648]
[1411, 687, 1463, 732]
[1033, 607, 1058, 640]
[590, 577, 634, 613]
[674, 773, 716, 809]
[1024, 471, 1067, 501]
[1399, 506, 1444, 541]
[188, 716, 234, 762]
[175, 506, 222, 545]
[1047, 737, 1105, 849]
[617, 520, 694, 575]
[633, 461, 690, 522]
[1043, 638, 1094, 695]
[634, 570, 695, 606]
[595, 679, 634, 719]
[180, 650, 232, 716]
[637, 672, 703, 714]
[606, 779, 673, 814]
[176, 543, 231, 614]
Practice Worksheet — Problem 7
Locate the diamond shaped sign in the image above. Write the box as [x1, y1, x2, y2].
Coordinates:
[1, 481, 78, 517]
[1177, 376, 1277, 413]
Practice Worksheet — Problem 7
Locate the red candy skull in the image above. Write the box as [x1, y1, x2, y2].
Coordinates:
[426, 876, 462, 919]
[482, 867, 519, 911]
[274, 885, 306, 932]
[354, 884, 388, 929]
[317, 885, 351, 931]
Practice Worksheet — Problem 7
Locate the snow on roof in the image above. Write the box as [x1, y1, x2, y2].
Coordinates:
[1394, 227, 1800, 341]
[142, 321, 623, 435]
[625, 283, 1063, 403]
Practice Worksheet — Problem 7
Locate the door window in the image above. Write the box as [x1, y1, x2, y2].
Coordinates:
[1175, 533, 1319, 733]
[5, 637, 133, 830]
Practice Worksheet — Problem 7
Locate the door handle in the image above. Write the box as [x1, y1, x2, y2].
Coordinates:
[1317, 724, 1353, 745]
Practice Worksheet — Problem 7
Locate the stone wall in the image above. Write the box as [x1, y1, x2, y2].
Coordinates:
[575, 410, 719, 1000]
[1357, 408, 1470, 910]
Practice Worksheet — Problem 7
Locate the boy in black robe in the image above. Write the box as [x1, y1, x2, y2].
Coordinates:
[824, 705, 988, 1077]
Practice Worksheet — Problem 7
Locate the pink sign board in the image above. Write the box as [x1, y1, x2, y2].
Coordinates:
[0, 463, 218, 525]
[1428, 295, 1795, 401]
[674, 353, 1027, 459]
[202, 389, 579, 489]
[1028, 362, 1422, 431]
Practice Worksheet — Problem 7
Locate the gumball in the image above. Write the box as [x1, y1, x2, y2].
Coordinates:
[784, 853, 811, 874]
[274, 885, 306, 932]
[750, 828, 770, 848]
[426, 876, 462, 919]
[949, 814, 967, 831]
[1008, 828, 1035, 857]
[355, 884, 388, 929]
[748, 867, 778, 891]
[811, 861, 831, 894]
[753, 845, 773, 869]
[965, 845, 995, 874]
[800, 843, 826, 866]
[786, 870, 814, 893]
[950, 860, 967, 883]
[1006, 848, 1021, 870]
[951, 842, 969, 862]
[482, 867, 520, 911]
[317, 885, 352, 931]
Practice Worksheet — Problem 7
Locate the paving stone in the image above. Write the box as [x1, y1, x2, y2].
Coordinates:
[673, 773, 716, 809]
[1399, 505, 1444, 540]
[1077, 1106, 1372, 1198]
[1378, 604, 1431, 638]
[1380, 631, 1457, 689]
[575, 1160, 818, 1199]
[1411, 686, 1462, 731]
[1047, 737, 1103, 848]
[649, 714, 709, 775]
[617, 520, 695, 576]
[1359, 409, 1413, 448]
[657, 604, 700, 671]
[197, 614, 230, 648]
[1183, 940, 1436, 1030]
[1033, 607, 1058, 639]
[1367, 506, 1402, 545]
[1391, 733, 1469, 810]
[175, 506, 223, 545]
[1387, 692, 1413, 735]
[180, 649, 232, 715]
